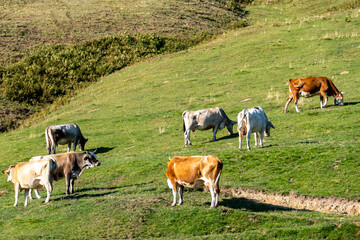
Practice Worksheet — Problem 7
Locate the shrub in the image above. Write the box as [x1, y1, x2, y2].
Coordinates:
[0, 33, 193, 105]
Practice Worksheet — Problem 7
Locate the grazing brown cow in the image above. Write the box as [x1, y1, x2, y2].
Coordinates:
[284, 76, 344, 113]
[182, 107, 236, 146]
[45, 123, 88, 154]
[166, 156, 223, 208]
[29, 151, 100, 196]
[2, 158, 57, 206]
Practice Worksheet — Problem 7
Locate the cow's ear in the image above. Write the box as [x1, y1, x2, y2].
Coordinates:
[166, 162, 170, 166]
[85, 139, 88, 143]
[2, 169, 10, 174]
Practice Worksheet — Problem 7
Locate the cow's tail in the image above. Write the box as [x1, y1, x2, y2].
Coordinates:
[48, 157, 57, 173]
[288, 79, 305, 88]
[182, 111, 188, 133]
[237, 109, 248, 132]
[214, 159, 223, 193]
[45, 127, 51, 153]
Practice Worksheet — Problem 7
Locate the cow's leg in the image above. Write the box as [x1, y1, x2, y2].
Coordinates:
[178, 185, 184, 205]
[246, 129, 252, 151]
[52, 141, 57, 154]
[68, 142, 72, 152]
[44, 182, 52, 203]
[72, 139, 78, 152]
[254, 132, 258, 148]
[184, 130, 191, 146]
[259, 130, 265, 147]
[65, 174, 71, 195]
[24, 189, 30, 206]
[212, 125, 219, 142]
[238, 131, 243, 150]
[34, 189, 41, 199]
[209, 182, 216, 208]
[294, 95, 300, 112]
[319, 91, 328, 108]
[284, 96, 293, 113]
[14, 183, 20, 206]
[70, 178, 75, 194]
[167, 179, 177, 206]
[28, 189, 33, 200]
[214, 175, 221, 208]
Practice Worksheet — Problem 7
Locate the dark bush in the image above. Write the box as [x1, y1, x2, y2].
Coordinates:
[0, 33, 192, 105]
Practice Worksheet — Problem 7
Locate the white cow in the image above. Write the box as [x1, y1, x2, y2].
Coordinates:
[45, 123, 88, 154]
[182, 107, 236, 146]
[2, 158, 57, 206]
[237, 106, 275, 150]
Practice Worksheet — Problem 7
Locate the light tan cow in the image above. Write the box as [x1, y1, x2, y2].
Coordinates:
[166, 156, 223, 208]
[2, 158, 57, 206]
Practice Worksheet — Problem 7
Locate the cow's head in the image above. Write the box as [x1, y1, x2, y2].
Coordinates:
[265, 121, 275, 137]
[334, 92, 344, 106]
[83, 151, 101, 169]
[2, 165, 15, 183]
[78, 138, 88, 151]
[226, 120, 237, 135]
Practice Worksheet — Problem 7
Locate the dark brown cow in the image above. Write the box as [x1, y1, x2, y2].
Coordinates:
[284, 76, 344, 113]
[166, 156, 223, 208]
[29, 151, 100, 196]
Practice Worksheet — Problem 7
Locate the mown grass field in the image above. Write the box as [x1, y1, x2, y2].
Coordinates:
[1, 0, 360, 239]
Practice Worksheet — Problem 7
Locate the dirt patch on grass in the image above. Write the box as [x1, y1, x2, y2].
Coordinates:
[223, 187, 360, 215]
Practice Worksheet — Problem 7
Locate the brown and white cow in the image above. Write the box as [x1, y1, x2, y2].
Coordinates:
[166, 156, 223, 208]
[45, 123, 88, 154]
[182, 107, 236, 146]
[29, 151, 100, 196]
[2, 158, 57, 206]
[284, 76, 344, 113]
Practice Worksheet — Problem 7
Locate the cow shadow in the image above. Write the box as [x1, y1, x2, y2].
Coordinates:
[52, 180, 156, 201]
[311, 101, 360, 110]
[53, 190, 117, 201]
[213, 133, 239, 142]
[220, 197, 309, 213]
[87, 147, 115, 154]
[344, 101, 360, 106]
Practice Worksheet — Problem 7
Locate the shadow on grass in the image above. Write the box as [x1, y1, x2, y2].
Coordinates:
[221, 197, 309, 212]
[53, 180, 155, 201]
[87, 147, 115, 154]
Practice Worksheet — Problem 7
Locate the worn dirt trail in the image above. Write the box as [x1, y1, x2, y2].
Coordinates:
[223, 187, 360, 216]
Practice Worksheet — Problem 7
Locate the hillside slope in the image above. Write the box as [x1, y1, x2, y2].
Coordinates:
[0, 1, 360, 239]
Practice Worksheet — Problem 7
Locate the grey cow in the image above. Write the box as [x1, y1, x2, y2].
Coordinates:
[182, 107, 236, 146]
[237, 106, 275, 150]
[45, 124, 88, 154]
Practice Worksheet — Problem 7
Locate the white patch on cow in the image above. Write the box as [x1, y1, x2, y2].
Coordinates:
[176, 179, 205, 189]
[300, 91, 319, 98]
[167, 179, 174, 189]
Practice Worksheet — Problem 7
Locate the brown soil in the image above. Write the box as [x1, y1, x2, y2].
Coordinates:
[223, 187, 360, 216]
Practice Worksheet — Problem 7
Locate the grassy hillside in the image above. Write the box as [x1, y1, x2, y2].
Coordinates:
[0, 0, 246, 132]
[0, 0, 245, 65]
[1, 0, 360, 239]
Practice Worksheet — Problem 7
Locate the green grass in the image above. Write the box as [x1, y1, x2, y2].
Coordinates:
[1, 0, 360, 239]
